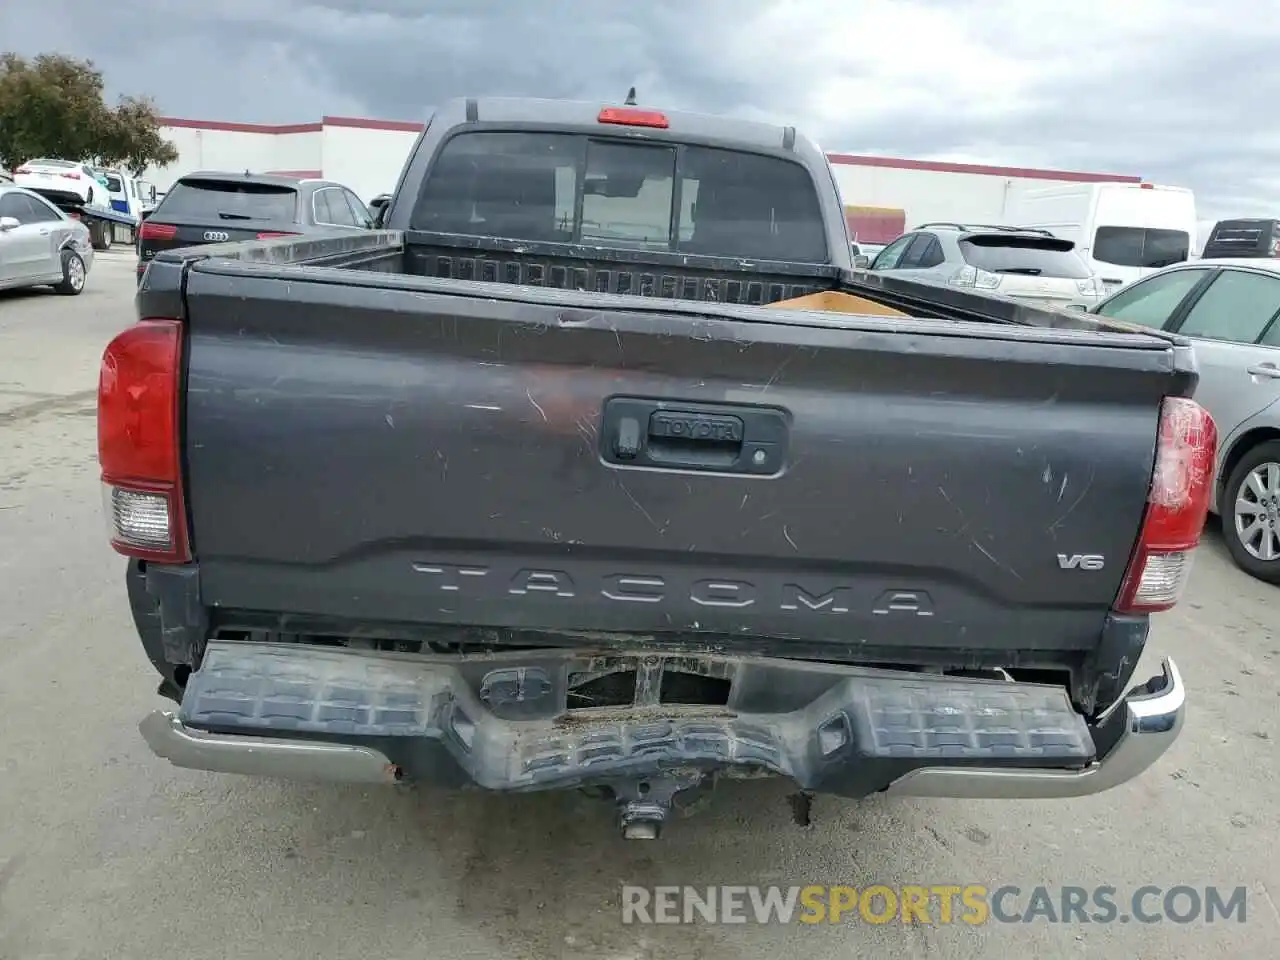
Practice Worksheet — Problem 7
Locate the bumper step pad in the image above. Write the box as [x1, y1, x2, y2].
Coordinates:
[165, 643, 1096, 791]
[144, 643, 1183, 799]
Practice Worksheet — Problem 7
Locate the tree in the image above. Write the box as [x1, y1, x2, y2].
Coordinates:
[98, 95, 179, 176]
[0, 53, 177, 175]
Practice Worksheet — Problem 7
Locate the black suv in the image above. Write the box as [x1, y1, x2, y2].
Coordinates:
[136, 172, 375, 283]
[1201, 219, 1280, 260]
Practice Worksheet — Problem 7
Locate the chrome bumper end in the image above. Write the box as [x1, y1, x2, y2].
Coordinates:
[885, 657, 1185, 799]
[138, 711, 399, 784]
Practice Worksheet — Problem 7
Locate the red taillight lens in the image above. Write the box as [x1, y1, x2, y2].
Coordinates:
[598, 107, 669, 129]
[61, 171, 82, 180]
[1115, 397, 1217, 613]
[15, 166, 31, 175]
[98, 319, 190, 563]
[139, 221, 177, 241]
[256, 231, 298, 239]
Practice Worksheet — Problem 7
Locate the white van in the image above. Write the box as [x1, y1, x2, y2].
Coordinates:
[1002, 182, 1196, 293]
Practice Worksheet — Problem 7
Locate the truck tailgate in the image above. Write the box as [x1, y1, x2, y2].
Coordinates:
[180, 265, 1191, 656]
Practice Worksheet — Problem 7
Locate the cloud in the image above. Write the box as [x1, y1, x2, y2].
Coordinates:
[2, 0, 1273, 216]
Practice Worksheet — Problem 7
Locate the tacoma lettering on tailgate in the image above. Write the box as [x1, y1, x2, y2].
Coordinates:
[410, 563, 934, 617]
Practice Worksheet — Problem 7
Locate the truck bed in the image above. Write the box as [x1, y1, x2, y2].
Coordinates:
[143, 232, 1195, 697]
[209, 229, 1145, 326]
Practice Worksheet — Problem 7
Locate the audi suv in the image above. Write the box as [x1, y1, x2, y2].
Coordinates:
[136, 172, 375, 284]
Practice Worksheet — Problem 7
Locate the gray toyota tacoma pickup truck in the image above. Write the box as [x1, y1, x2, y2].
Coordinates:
[103, 96, 1215, 838]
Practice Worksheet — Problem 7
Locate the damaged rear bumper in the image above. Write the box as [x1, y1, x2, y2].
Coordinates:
[139, 641, 1184, 801]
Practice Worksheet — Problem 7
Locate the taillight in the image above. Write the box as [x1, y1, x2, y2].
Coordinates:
[949, 265, 1002, 290]
[139, 221, 177, 241]
[61, 171, 82, 180]
[256, 231, 298, 239]
[1115, 397, 1217, 613]
[97, 319, 190, 563]
[598, 107, 669, 128]
[15, 166, 31, 175]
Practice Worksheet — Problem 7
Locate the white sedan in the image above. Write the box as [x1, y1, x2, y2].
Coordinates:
[12, 159, 110, 209]
[1090, 257, 1280, 582]
[0, 185, 95, 295]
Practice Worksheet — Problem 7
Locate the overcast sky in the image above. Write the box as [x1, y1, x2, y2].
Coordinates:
[4, 0, 1276, 217]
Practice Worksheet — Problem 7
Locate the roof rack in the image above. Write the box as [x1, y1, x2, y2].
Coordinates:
[972, 223, 1057, 237]
[916, 221, 1057, 238]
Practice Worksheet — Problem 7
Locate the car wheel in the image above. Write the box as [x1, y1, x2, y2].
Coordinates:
[54, 249, 86, 296]
[1222, 440, 1280, 584]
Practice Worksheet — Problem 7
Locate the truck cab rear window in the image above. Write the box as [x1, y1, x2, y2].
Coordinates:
[159, 180, 298, 222]
[95, 171, 124, 192]
[411, 132, 829, 263]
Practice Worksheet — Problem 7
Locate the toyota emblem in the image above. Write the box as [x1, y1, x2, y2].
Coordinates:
[203, 231, 230, 242]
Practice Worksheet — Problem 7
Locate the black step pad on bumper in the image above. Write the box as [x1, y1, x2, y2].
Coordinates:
[160, 642, 1096, 794]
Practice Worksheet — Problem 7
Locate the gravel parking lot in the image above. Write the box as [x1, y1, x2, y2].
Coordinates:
[1, 253, 1278, 959]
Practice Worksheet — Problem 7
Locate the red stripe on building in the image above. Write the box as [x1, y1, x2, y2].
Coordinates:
[158, 116, 426, 134]
[266, 169, 323, 178]
[159, 117, 323, 134]
[321, 115, 427, 132]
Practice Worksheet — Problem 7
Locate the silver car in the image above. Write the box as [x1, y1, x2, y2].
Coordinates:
[1091, 258, 1280, 583]
[866, 223, 1106, 310]
[0, 185, 95, 295]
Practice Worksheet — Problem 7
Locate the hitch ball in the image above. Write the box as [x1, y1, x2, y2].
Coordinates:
[619, 800, 668, 840]
[621, 816, 661, 841]
[613, 772, 704, 839]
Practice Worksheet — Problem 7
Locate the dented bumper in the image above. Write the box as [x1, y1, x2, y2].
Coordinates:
[138, 641, 1184, 801]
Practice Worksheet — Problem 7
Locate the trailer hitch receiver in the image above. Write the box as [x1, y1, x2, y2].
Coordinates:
[613, 770, 704, 840]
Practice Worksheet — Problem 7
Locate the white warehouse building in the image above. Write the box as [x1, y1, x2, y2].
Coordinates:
[146, 115, 1144, 244]
[148, 115, 426, 205]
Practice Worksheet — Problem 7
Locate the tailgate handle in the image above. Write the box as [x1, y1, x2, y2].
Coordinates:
[601, 398, 788, 475]
[646, 411, 744, 467]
